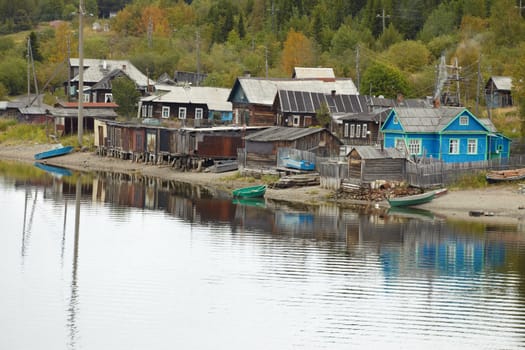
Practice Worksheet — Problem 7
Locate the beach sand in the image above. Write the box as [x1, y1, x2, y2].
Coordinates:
[2, 143, 525, 225]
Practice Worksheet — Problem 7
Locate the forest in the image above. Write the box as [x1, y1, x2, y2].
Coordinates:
[0, 0, 524, 123]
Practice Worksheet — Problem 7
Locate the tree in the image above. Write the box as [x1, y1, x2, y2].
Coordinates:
[384, 40, 430, 73]
[112, 76, 140, 119]
[237, 12, 246, 39]
[361, 62, 410, 98]
[280, 29, 315, 75]
[316, 102, 331, 128]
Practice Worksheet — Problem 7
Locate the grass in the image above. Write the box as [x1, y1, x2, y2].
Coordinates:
[0, 119, 94, 149]
[449, 171, 488, 190]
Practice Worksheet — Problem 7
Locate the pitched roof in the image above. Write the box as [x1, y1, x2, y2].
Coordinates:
[392, 107, 463, 133]
[348, 145, 406, 159]
[244, 126, 335, 142]
[488, 76, 512, 91]
[276, 90, 369, 114]
[230, 77, 358, 106]
[69, 58, 153, 87]
[145, 86, 232, 111]
[292, 67, 335, 80]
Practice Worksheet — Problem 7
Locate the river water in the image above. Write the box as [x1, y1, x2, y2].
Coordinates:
[1, 160, 524, 350]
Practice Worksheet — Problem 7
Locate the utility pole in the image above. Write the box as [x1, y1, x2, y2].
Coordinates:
[78, 0, 84, 147]
[376, 8, 390, 33]
[517, 0, 525, 16]
[147, 16, 153, 48]
[475, 54, 481, 115]
[265, 46, 269, 78]
[196, 29, 200, 86]
[355, 45, 360, 93]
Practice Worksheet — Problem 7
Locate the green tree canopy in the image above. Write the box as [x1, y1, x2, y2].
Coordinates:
[361, 62, 410, 98]
[112, 76, 140, 119]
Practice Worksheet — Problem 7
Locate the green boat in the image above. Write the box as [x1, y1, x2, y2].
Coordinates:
[387, 191, 435, 207]
[232, 185, 266, 198]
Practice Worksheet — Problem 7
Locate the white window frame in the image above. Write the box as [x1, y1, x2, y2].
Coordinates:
[178, 107, 187, 119]
[393, 116, 399, 124]
[344, 123, 349, 137]
[83, 93, 90, 103]
[350, 124, 355, 138]
[293, 115, 300, 127]
[362, 124, 367, 138]
[449, 139, 460, 154]
[162, 106, 170, 119]
[195, 108, 203, 120]
[148, 105, 153, 118]
[408, 139, 421, 155]
[104, 93, 113, 103]
[142, 105, 147, 117]
[467, 139, 477, 154]
[460, 116, 468, 126]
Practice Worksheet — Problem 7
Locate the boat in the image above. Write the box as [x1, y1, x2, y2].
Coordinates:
[208, 160, 238, 173]
[34, 144, 74, 160]
[232, 185, 266, 198]
[486, 168, 525, 183]
[433, 188, 448, 197]
[387, 191, 436, 207]
[34, 162, 73, 177]
[282, 157, 315, 171]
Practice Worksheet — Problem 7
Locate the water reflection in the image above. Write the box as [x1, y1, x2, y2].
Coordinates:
[1, 160, 525, 349]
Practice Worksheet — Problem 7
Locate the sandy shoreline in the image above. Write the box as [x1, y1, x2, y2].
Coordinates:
[2, 143, 525, 225]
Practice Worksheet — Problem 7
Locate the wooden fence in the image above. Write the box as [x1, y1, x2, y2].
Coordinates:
[406, 155, 525, 188]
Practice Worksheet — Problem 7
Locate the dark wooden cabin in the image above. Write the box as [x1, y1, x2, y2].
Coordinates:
[345, 146, 407, 185]
[243, 126, 342, 168]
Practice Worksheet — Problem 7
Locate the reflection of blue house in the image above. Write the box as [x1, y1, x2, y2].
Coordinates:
[381, 107, 511, 163]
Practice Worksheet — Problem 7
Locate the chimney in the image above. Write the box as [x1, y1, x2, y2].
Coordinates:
[331, 90, 336, 97]
[396, 93, 404, 105]
[122, 64, 127, 71]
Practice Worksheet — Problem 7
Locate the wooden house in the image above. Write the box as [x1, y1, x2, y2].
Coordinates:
[381, 107, 511, 163]
[485, 76, 513, 108]
[138, 86, 232, 127]
[66, 58, 153, 102]
[345, 146, 407, 185]
[243, 126, 342, 168]
[227, 73, 358, 126]
[52, 101, 118, 135]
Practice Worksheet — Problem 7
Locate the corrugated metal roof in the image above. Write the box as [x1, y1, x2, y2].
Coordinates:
[149, 86, 232, 111]
[394, 107, 462, 132]
[489, 76, 512, 91]
[70, 58, 153, 87]
[244, 126, 328, 142]
[51, 108, 117, 118]
[235, 78, 358, 105]
[349, 145, 406, 159]
[479, 118, 497, 132]
[292, 67, 335, 79]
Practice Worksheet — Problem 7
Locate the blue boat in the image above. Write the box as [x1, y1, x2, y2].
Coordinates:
[282, 157, 315, 171]
[34, 145, 74, 160]
[34, 162, 73, 177]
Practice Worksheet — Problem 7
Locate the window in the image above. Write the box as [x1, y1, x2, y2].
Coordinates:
[449, 139, 459, 154]
[293, 115, 300, 127]
[148, 105, 153, 118]
[350, 124, 355, 138]
[104, 93, 113, 103]
[178, 107, 187, 119]
[393, 116, 398, 124]
[362, 124, 367, 138]
[460, 116, 468, 125]
[467, 139, 477, 154]
[344, 123, 349, 137]
[408, 139, 421, 155]
[195, 108, 203, 119]
[356, 124, 361, 139]
[83, 93, 90, 103]
[142, 105, 147, 117]
[162, 106, 170, 118]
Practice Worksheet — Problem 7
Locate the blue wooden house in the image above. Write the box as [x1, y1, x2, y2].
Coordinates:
[381, 107, 511, 163]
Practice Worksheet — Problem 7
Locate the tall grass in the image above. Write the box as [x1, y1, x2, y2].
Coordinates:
[0, 121, 49, 144]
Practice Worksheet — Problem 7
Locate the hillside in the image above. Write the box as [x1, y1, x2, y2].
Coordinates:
[0, 0, 523, 137]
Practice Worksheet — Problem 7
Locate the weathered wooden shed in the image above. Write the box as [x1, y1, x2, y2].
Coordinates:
[243, 126, 342, 168]
[346, 146, 407, 185]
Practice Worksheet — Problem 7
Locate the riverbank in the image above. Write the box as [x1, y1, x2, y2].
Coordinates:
[2, 143, 525, 225]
